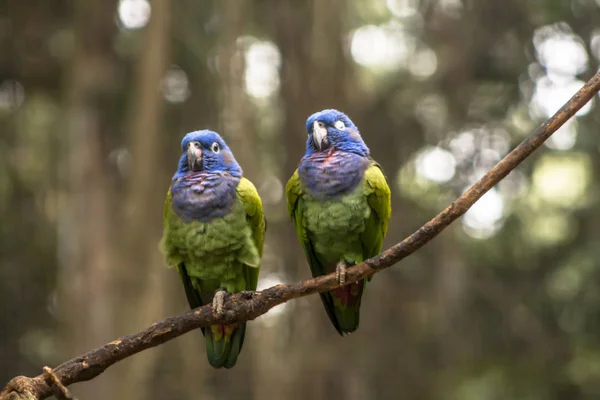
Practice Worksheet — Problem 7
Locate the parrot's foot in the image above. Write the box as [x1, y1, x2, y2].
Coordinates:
[212, 290, 227, 316]
[336, 262, 348, 287]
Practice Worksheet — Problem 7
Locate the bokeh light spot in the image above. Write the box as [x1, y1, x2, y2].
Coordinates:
[161, 65, 190, 104]
[415, 146, 456, 183]
[533, 23, 588, 78]
[532, 153, 591, 207]
[118, 0, 151, 30]
[545, 119, 577, 151]
[408, 47, 437, 79]
[386, 0, 420, 18]
[462, 188, 505, 239]
[350, 23, 413, 70]
[245, 40, 281, 99]
[530, 76, 592, 119]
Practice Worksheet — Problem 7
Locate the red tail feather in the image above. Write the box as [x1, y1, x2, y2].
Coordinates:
[332, 279, 364, 307]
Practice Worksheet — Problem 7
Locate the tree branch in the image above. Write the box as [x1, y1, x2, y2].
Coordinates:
[3, 70, 600, 400]
[41, 367, 76, 400]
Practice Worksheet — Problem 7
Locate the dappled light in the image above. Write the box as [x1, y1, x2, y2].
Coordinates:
[531, 76, 593, 119]
[532, 153, 591, 208]
[255, 275, 289, 325]
[462, 188, 506, 239]
[415, 146, 456, 183]
[350, 23, 415, 71]
[244, 40, 281, 99]
[257, 175, 284, 205]
[161, 65, 190, 103]
[0, 80, 25, 111]
[529, 22, 594, 158]
[386, 0, 420, 18]
[525, 211, 575, 246]
[118, 0, 151, 30]
[408, 47, 438, 80]
[534, 23, 588, 78]
[545, 119, 578, 151]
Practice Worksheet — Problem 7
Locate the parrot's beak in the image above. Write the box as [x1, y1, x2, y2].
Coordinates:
[187, 142, 203, 172]
[312, 121, 328, 151]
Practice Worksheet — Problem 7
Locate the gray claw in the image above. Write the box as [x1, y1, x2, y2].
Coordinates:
[212, 290, 227, 316]
[336, 262, 347, 287]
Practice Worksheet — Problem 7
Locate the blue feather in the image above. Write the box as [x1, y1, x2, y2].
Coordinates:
[173, 130, 242, 180]
[304, 109, 370, 157]
[299, 151, 369, 200]
[299, 109, 371, 200]
[171, 173, 240, 222]
[170, 130, 242, 222]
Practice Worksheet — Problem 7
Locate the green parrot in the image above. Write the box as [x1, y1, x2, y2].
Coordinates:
[161, 130, 265, 368]
[286, 109, 391, 335]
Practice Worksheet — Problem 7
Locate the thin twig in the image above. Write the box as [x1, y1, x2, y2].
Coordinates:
[42, 368, 77, 400]
[2, 70, 600, 400]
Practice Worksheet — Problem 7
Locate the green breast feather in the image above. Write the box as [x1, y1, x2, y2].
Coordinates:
[162, 177, 264, 293]
[286, 162, 391, 334]
[286, 162, 390, 265]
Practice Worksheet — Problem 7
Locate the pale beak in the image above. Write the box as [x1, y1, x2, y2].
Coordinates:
[187, 142, 203, 172]
[312, 121, 328, 150]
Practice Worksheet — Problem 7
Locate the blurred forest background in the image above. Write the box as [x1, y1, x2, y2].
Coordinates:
[2, 0, 600, 399]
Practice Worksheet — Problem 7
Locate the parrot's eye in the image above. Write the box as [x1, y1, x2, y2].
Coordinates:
[334, 120, 346, 130]
[211, 142, 220, 153]
[194, 142, 201, 149]
[310, 121, 326, 135]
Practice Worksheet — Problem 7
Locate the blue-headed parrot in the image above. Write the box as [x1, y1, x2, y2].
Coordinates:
[286, 109, 391, 335]
[161, 130, 265, 368]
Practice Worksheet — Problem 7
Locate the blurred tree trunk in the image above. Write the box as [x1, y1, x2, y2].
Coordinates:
[265, 1, 358, 398]
[207, 0, 257, 396]
[217, 0, 256, 178]
[56, 1, 119, 400]
[111, 1, 172, 399]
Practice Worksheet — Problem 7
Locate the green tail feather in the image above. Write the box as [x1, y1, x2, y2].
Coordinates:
[317, 290, 361, 335]
[333, 306, 360, 334]
[177, 264, 248, 368]
[323, 279, 366, 335]
[205, 324, 247, 369]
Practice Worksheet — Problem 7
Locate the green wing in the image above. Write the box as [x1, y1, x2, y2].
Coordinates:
[286, 170, 345, 333]
[236, 177, 266, 291]
[286, 171, 314, 275]
[361, 162, 392, 269]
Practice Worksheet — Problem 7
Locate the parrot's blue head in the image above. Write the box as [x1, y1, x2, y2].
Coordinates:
[304, 109, 369, 157]
[173, 130, 242, 179]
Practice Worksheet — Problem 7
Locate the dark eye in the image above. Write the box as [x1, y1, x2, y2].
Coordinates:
[194, 142, 201, 149]
[211, 142, 220, 153]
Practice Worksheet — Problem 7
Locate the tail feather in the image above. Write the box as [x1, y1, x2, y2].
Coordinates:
[177, 264, 248, 368]
[320, 279, 366, 335]
[205, 323, 246, 369]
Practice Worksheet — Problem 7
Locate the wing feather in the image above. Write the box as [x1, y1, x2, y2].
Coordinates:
[361, 162, 391, 280]
[236, 177, 266, 291]
[286, 170, 344, 334]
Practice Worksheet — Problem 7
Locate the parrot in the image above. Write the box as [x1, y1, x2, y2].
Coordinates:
[286, 109, 391, 335]
[161, 130, 266, 368]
